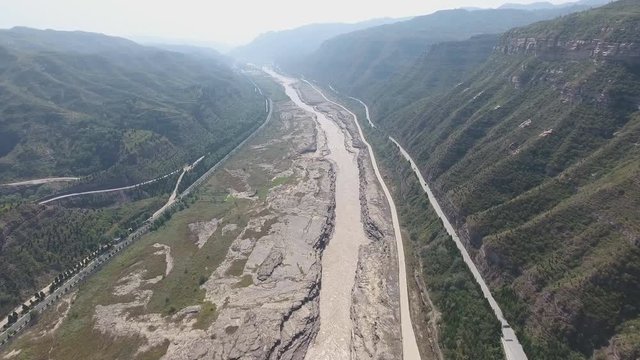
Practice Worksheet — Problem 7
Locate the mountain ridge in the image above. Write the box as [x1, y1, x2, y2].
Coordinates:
[285, 5, 600, 98]
[230, 17, 402, 65]
[361, 1, 639, 358]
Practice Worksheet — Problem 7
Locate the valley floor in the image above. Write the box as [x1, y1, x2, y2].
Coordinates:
[0, 72, 407, 359]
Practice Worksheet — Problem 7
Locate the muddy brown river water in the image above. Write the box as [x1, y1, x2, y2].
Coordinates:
[267, 71, 368, 359]
[267, 70, 423, 360]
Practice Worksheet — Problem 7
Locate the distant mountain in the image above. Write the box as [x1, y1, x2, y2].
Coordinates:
[285, 5, 595, 97]
[499, 1, 561, 9]
[229, 18, 402, 65]
[145, 43, 231, 63]
[132, 35, 235, 54]
[1, 26, 140, 54]
[499, 0, 610, 10]
[360, 0, 640, 358]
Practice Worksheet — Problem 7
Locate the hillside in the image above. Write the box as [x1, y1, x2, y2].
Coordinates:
[287, 5, 599, 97]
[0, 28, 266, 318]
[370, 1, 640, 358]
[367, 34, 499, 123]
[229, 18, 400, 65]
[0, 27, 264, 187]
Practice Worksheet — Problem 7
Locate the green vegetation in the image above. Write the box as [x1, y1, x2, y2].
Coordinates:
[289, 5, 593, 97]
[256, 175, 294, 200]
[0, 27, 265, 186]
[0, 27, 267, 320]
[363, 117, 503, 359]
[143, 195, 247, 316]
[334, 1, 640, 358]
[194, 301, 218, 330]
[4, 172, 249, 359]
[0, 196, 164, 316]
[0, 83, 290, 358]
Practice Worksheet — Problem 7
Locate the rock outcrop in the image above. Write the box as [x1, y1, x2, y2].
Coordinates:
[499, 37, 640, 63]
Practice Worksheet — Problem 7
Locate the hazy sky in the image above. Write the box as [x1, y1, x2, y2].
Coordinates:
[1, 0, 577, 46]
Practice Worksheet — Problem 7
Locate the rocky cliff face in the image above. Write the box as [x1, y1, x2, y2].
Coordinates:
[498, 37, 640, 63]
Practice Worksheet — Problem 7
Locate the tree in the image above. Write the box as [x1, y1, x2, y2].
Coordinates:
[7, 312, 18, 325]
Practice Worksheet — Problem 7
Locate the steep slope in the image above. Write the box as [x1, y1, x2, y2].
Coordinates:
[0, 27, 264, 187]
[374, 1, 640, 358]
[287, 5, 596, 96]
[229, 18, 400, 65]
[367, 34, 499, 123]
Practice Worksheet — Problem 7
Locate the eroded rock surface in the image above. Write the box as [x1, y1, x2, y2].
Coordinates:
[90, 93, 335, 359]
[295, 81, 402, 359]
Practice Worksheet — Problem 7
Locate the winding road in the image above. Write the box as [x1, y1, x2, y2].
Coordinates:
[343, 93, 528, 359]
[38, 170, 182, 205]
[343, 92, 527, 359]
[348, 97, 375, 128]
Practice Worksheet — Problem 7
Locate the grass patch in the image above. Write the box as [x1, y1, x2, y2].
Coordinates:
[4, 74, 297, 359]
[137, 339, 170, 360]
[194, 301, 218, 330]
[271, 175, 292, 187]
[234, 275, 254, 288]
[143, 205, 249, 315]
[226, 258, 248, 277]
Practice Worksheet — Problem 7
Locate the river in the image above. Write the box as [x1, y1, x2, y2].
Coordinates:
[267, 69, 422, 360]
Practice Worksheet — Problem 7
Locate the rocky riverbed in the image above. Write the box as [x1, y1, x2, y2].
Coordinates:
[0, 72, 403, 360]
[293, 81, 402, 359]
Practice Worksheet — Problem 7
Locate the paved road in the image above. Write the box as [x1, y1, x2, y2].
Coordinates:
[348, 97, 376, 128]
[1, 177, 80, 187]
[39, 170, 182, 205]
[302, 79, 422, 360]
[389, 136, 528, 360]
[152, 166, 189, 219]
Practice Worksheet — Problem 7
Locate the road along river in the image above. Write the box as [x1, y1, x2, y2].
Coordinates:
[267, 69, 421, 360]
[389, 137, 528, 360]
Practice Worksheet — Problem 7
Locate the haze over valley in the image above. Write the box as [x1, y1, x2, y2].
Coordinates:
[0, 0, 638, 359]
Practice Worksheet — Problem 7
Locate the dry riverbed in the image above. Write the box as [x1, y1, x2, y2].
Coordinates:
[278, 76, 403, 359]
[0, 72, 404, 359]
